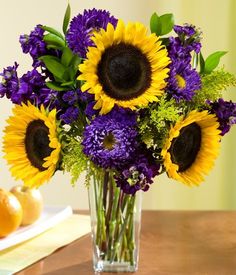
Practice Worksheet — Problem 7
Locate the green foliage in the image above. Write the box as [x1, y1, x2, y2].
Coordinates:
[192, 68, 236, 107]
[39, 55, 68, 80]
[150, 13, 161, 35]
[150, 12, 174, 36]
[39, 48, 81, 91]
[41, 26, 64, 40]
[62, 138, 88, 186]
[43, 33, 65, 48]
[138, 96, 181, 150]
[63, 3, 71, 35]
[201, 51, 227, 74]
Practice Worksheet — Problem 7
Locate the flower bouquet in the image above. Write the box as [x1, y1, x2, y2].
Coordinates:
[1, 4, 236, 273]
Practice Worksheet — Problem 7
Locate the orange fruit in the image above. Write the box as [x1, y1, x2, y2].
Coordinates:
[0, 188, 23, 238]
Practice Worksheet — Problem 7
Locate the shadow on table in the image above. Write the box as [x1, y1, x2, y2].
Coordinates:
[44, 260, 95, 275]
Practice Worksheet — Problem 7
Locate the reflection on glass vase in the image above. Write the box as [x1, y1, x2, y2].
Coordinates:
[88, 169, 142, 273]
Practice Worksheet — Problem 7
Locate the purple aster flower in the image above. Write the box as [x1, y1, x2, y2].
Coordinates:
[167, 61, 201, 101]
[66, 9, 118, 58]
[82, 108, 138, 169]
[167, 24, 202, 102]
[0, 63, 19, 99]
[60, 106, 80, 124]
[208, 98, 236, 136]
[115, 153, 160, 195]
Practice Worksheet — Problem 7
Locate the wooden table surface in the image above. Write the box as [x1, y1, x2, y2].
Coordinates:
[16, 210, 236, 275]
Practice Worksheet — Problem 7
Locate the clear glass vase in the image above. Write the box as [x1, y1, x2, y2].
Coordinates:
[88, 169, 142, 273]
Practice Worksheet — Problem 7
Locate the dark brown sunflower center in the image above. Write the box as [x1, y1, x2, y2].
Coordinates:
[97, 43, 152, 100]
[25, 120, 53, 171]
[169, 122, 201, 172]
[103, 132, 116, 150]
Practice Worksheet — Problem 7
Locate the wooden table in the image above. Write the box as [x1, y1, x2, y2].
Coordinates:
[16, 211, 236, 275]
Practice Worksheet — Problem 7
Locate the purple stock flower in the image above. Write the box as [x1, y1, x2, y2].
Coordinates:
[168, 24, 202, 67]
[173, 24, 202, 54]
[85, 101, 99, 119]
[0, 64, 59, 107]
[0, 63, 19, 99]
[19, 24, 60, 68]
[174, 25, 195, 36]
[19, 25, 47, 68]
[209, 98, 236, 135]
[60, 106, 79, 124]
[82, 108, 138, 169]
[62, 90, 78, 105]
[66, 9, 118, 58]
[14, 69, 55, 105]
[115, 153, 160, 195]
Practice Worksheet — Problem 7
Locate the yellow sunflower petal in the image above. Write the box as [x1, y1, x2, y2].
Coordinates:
[78, 19, 170, 115]
[3, 102, 61, 187]
[161, 111, 221, 186]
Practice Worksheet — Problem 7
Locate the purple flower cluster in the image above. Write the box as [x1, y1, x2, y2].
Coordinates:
[0, 63, 58, 106]
[0, 63, 19, 99]
[115, 153, 160, 195]
[173, 24, 202, 54]
[66, 9, 118, 58]
[167, 24, 202, 101]
[82, 108, 138, 169]
[59, 90, 83, 124]
[209, 98, 236, 135]
[0, 64, 82, 124]
[19, 25, 47, 68]
[19, 25, 60, 68]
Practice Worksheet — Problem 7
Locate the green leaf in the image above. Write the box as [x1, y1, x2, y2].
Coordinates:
[67, 66, 77, 80]
[159, 13, 174, 35]
[46, 81, 69, 91]
[160, 37, 170, 46]
[63, 3, 71, 35]
[150, 13, 161, 35]
[46, 45, 64, 51]
[41, 25, 65, 40]
[69, 55, 82, 79]
[61, 47, 74, 67]
[71, 55, 82, 68]
[199, 52, 205, 74]
[61, 81, 74, 87]
[39, 55, 67, 80]
[204, 51, 227, 74]
[43, 33, 65, 48]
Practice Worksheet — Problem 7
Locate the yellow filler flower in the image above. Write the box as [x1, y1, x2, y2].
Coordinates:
[161, 110, 221, 186]
[3, 103, 61, 187]
[78, 20, 170, 114]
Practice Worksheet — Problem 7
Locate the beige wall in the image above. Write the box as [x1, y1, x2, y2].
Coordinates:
[0, 0, 235, 210]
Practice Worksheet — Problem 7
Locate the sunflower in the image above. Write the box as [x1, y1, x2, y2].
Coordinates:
[161, 110, 221, 186]
[78, 19, 170, 114]
[3, 102, 61, 187]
